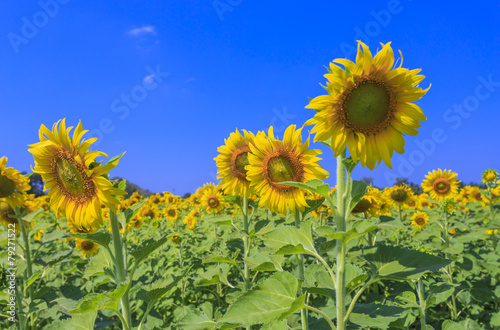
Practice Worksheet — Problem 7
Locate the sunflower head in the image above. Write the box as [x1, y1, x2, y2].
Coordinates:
[28, 119, 126, 232]
[0, 157, 31, 208]
[421, 169, 460, 202]
[482, 169, 499, 184]
[75, 238, 100, 258]
[171, 233, 180, 243]
[246, 125, 329, 215]
[201, 184, 224, 214]
[352, 195, 377, 215]
[441, 199, 456, 214]
[305, 41, 429, 169]
[215, 129, 256, 197]
[411, 211, 429, 230]
[386, 183, 413, 205]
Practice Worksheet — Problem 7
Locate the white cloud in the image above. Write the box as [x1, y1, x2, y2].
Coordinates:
[127, 25, 156, 37]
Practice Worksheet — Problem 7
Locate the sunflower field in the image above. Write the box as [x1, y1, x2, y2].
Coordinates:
[1, 42, 499, 330]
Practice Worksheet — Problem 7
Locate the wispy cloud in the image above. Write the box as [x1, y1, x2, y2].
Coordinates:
[185, 77, 196, 84]
[127, 25, 156, 37]
[143, 74, 156, 85]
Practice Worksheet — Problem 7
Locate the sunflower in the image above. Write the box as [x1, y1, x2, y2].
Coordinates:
[351, 195, 377, 216]
[385, 183, 413, 206]
[0, 157, 31, 208]
[0, 200, 19, 229]
[421, 169, 459, 202]
[482, 169, 499, 184]
[246, 125, 329, 215]
[305, 41, 429, 169]
[75, 238, 100, 258]
[171, 233, 180, 243]
[183, 214, 197, 230]
[28, 119, 126, 232]
[214, 129, 256, 197]
[164, 206, 179, 222]
[411, 211, 429, 230]
[441, 199, 456, 214]
[201, 185, 224, 214]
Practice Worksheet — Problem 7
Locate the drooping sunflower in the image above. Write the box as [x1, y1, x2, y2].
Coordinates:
[411, 211, 429, 230]
[201, 184, 224, 214]
[28, 119, 126, 232]
[351, 195, 377, 216]
[215, 129, 256, 197]
[305, 41, 429, 169]
[75, 238, 100, 258]
[0, 157, 31, 208]
[421, 169, 459, 202]
[246, 125, 329, 215]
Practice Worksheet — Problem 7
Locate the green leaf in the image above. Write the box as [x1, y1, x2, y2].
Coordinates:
[316, 225, 377, 246]
[203, 256, 237, 267]
[279, 294, 306, 320]
[130, 234, 169, 264]
[264, 221, 318, 257]
[220, 272, 299, 326]
[245, 252, 283, 272]
[106, 151, 126, 165]
[395, 291, 418, 308]
[347, 180, 368, 213]
[279, 179, 330, 199]
[350, 304, 405, 328]
[26, 270, 43, 290]
[363, 245, 452, 280]
[137, 273, 185, 304]
[44, 311, 98, 330]
[70, 281, 130, 315]
[442, 319, 482, 330]
[342, 156, 357, 174]
[117, 178, 127, 191]
[302, 198, 325, 217]
[204, 215, 234, 226]
[23, 208, 43, 222]
[84, 248, 113, 277]
[119, 199, 148, 227]
[224, 195, 242, 206]
[71, 231, 112, 248]
[179, 309, 217, 330]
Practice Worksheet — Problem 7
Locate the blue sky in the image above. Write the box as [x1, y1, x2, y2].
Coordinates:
[1, 0, 499, 195]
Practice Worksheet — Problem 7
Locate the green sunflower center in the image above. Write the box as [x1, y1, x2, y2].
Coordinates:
[390, 189, 408, 202]
[56, 157, 86, 197]
[345, 81, 391, 129]
[208, 196, 219, 208]
[231, 146, 251, 179]
[268, 156, 295, 182]
[0, 174, 16, 198]
[415, 217, 425, 225]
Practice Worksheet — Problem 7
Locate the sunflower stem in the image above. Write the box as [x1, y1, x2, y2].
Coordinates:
[110, 210, 132, 330]
[241, 195, 252, 330]
[417, 278, 427, 330]
[14, 208, 36, 330]
[294, 212, 308, 330]
[335, 150, 347, 330]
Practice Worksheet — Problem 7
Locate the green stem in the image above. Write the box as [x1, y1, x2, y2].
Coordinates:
[242, 195, 252, 330]
[110, 211, 132, 330]
[304, 304, 336, 330]
[294, 212, 308, 330]
[335, 151, 347, 330]
[15, 208, 35, 330]
[417, 279, 427, 330]
[344, 278, 378, 322]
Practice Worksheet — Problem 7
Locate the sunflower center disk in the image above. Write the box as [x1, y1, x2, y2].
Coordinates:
[267, 156, 296, 183]
[81, 241, 94, 251]
[344, 81, 392, 132]
[56, 157, 87, 197]
[208, 196, 219, 207]
[0, 201, 16, 224]
[415, 217, 425, 225]
[390, 189, 408, 202]
[0, 174, 16, 198]
[433, 179, 450, 194]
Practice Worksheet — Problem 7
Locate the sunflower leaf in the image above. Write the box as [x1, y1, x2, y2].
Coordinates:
[23, 208, 44, 223]
[106, 151, 126, 165]
[130, 234, 169, 264]
[347, 180, 368, 213]
[279, 179, 330, 199]
[71, 231, 112, 249]
[120, 199, 148, 227]
[70, 281, 130, 315]
[44, 311, 98, 330]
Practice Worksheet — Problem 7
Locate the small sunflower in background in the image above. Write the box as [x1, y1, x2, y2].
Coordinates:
[28, 119, 126, 232]
[411, 211, 429, 230]
[305, 41, 429, 169]
[75, 238, 99, 258]
[485, 229, 498, 235]
[421, 169, 459, 202]
[214, 129, 256, 197]
[171, 233, 180, 243]
[441, 199, 456, 214]
[164, 206, 179, 222]
[385, 183, 413, 206]
[482, 169, 499, 184]
[246, 125, 329, 215]
[202, 184, 224, 214]
[0, 157, 30, 208]
[351, 195, 377, 217]
[183, 214, 197, 230]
